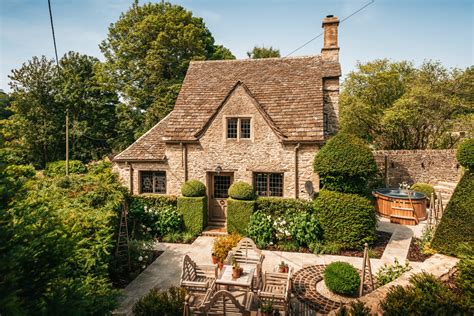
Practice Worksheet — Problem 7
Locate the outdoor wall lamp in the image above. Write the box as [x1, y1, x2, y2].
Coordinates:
[215, 166, 222, 175]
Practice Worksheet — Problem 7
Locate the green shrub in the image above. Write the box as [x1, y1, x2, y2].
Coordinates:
[44, 160, 87, 176]
[177, 196, 207, 236]
[456, 257, 474, 309]
[457, 138, 474, 170]
[324, 262, 360, 296]
[288, 211, 321, 247]
[410, 182, 436, 199]
[314, 133, 377, 194]
[132, 287, 186, 316]
[256, 197, 313, 217]
[381, 273, 468, 315]
[181, 179, 206, 197]
[277, 240, 300, 252]
[129, 195, 180, 239]
[432, 171, 474, 256]
[314, 190, 376, 249]
[336, 301, 371, 316]
[227, 198, 254, 234]
[212, 232, 242, 262]
[310, 241, 343, 255]
[375, 259, 412, 287]
[228, 181, 254, 200]
[247, 210, 274, 248]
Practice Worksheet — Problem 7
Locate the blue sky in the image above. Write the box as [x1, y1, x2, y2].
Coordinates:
[1, 0, 472, 92]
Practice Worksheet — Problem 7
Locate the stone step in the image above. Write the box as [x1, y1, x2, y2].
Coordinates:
[435, 181, 458, 188]
[202, 226, 228, 237]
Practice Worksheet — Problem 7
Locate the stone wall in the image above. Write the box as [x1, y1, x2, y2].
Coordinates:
[323, 77, 339, 137]
[373, 149, 462, 186]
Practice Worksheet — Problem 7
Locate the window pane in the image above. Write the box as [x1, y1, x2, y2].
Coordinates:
[269, 173, 283, 197]
[254, 173, 268, 196]
[140, 171, 154, 193]
[153, 171, 166, 194]
[227, 118, 237, 138]
[240, 118, 251, 139]
[214, 175, 231, 198]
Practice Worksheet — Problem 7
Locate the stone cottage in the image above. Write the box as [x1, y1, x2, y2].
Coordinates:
[113, 15, 341, 227]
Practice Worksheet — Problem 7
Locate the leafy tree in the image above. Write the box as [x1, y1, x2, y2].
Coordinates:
[0, 90, 11, 120]
[99, 1, 234, 148]
[340, 60, 473, 149]
[247, 45, 280, 59]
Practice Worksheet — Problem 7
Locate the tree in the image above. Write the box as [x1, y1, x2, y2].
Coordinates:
[99, 1, 234, 148]
[340, 60, 473, 149]
[0, 90, 11, 120]
[247, 45, 280, 59]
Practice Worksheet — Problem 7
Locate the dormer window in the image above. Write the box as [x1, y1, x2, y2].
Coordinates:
[226, 117, 251, 140]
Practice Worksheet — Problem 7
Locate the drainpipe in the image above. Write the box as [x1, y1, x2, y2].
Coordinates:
[294, 143, 301, 199]
[181, 143, 188, 182]
[127, 162, 134, 194]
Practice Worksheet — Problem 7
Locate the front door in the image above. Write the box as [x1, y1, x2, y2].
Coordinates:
[208, 172, 234, 222]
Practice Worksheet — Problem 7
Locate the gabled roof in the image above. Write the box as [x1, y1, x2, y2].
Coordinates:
[163, 55, 340, 142]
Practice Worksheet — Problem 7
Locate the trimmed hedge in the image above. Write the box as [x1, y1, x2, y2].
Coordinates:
[411, 183, 436, 199]
[228, 182, 254, 200]
[314, 190, 376, 249]
[177, 196, 207, 236]
[44, 160, 87, 176]
[314, 133, 377, 194]
[256, 197, 313, 217]
[457, 138, 474, 170]
[181, 180, 206, 197]
[324, 262, 360, 296]
[431, 171, 474, 256]
[227, 198, 255, 235]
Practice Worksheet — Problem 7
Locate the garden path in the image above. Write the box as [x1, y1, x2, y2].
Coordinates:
[114, 223, 416, 315]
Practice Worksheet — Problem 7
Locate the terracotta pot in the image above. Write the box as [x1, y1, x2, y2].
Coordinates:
[211, 255, 218, 264]
[284, 266, 289, 273]
[218, 262, 224, 270]
[278, 266, 285, 273]
[232, 267, 241, 278]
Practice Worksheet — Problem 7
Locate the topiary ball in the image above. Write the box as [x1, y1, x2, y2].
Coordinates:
[411, 183, 436, 199]
[457, 139, 474, 170]
[228, 181, 255, 200]
[181, 180, 206, 197]
[324, 261, 361, 296]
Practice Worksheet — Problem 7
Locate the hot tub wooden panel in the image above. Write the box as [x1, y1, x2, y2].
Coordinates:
[373, 192, 427, 221]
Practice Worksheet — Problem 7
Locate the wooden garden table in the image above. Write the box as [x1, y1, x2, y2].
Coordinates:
[216, 264, 255, 293]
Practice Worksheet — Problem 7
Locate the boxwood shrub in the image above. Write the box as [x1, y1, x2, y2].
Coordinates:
[324, 262, 360, 296]
[256, 197, 313, 217]
[411, 183, 436, 199]
[177, 196, 207, 236]
[228, 181, 254, 200]
[181, 180, 206, 197]
[456, 138, 474, 170]
[227, 198, 255, 235]
[431, 170, 474, 256]
[44, 160, 87, 176]
[133, 287, 186, 316]
[314, 190, 376, 249]
[314, 133, 377, 194]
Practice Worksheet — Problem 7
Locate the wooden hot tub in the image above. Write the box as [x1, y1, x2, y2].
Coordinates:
[373, 188, 427, 224]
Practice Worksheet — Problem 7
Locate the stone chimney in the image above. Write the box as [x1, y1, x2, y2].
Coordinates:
[321, 15, 339, 62]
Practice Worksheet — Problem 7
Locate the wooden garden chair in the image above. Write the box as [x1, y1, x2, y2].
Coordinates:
[203, 290, 253, 316]
[183, 280, 217, 316]
[180, 254, 218, 293]
[257, 268, 293, 313]
[224, 237, 264, 290]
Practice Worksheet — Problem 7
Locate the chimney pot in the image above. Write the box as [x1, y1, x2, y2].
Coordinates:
[321, 15, 340, 62]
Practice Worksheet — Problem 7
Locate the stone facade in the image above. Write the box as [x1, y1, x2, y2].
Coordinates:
[113, 84, 321, 199]
[373, 149, 462, 186]
[323, 77, 339, 136]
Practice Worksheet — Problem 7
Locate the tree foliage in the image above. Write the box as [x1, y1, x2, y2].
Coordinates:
[99, 1, 234, 146]
[340, 60, 473, 149]
[247, 45, 280, 59]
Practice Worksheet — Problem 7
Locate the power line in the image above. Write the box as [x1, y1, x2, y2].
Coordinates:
[285, 0, 375, 57]
[47, 0, 59, 67]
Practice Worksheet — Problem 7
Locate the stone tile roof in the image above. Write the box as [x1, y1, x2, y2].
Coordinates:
[114, 55, 340, 161]
[113, 113, 171, 161]
[164, 55, 340, 142]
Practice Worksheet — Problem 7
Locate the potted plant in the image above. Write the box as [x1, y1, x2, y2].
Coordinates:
[231, 256, 243, 278]
[278, 261, 289, 273]
[211, 252, 218, 264]
[259, 300, 273, 316]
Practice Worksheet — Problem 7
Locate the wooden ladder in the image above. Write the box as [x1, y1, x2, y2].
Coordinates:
[115, 200, 131, 271]
[390, 191, 419, 225]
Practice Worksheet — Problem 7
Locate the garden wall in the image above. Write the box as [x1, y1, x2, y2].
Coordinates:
[373, 149, 462, 187]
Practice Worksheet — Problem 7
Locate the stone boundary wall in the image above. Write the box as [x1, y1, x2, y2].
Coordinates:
[373, 149, 462, 187]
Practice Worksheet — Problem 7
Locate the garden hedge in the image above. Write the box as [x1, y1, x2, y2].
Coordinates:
[228, 181, 254, 200]
[256, 197, 313, 217]
[44, 160, 87, 176]
[411, 183, 436, 199]
[456, 138, 474, 170]
[313, 133, 377, 194]
[181, 179, 206, 197]
[227, 198, 255, 234]
[177, 196, 207, 236]
[324, 262, 360, 296]
[431, 170, 474, 256]
[314, 190, 376, 249]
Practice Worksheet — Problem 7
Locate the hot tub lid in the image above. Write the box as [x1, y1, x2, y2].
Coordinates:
[374, 188, 426, 200]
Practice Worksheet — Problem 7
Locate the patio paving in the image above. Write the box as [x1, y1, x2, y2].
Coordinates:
[113, 222, 417, 315]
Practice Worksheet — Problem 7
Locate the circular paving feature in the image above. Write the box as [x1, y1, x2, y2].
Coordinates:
[291, 265, 342, 314]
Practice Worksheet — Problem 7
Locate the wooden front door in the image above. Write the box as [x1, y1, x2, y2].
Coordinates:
[208, 172, 234, 222]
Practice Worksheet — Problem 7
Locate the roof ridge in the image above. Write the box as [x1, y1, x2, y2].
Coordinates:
[190, 54, 322, 64]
